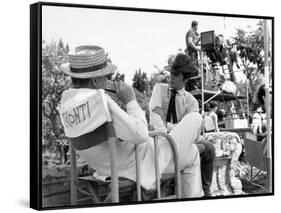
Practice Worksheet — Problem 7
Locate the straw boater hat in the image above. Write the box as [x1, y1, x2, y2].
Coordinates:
[164, 53, 198, 78]
[61, 45, 117, 79]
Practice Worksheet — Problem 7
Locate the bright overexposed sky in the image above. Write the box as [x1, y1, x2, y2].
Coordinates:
[42, 5, 265, 83]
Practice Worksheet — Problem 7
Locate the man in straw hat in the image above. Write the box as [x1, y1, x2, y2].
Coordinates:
[58, 45, 152, 188]
[149, 53, 215, 197]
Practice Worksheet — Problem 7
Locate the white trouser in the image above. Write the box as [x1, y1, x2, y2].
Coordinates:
[164, 112, 204, 198]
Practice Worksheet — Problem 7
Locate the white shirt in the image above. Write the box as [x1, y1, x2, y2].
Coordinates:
[251, 107, 267, 135]
[204, 111, 216, 132]
[149, 83, 199, 132]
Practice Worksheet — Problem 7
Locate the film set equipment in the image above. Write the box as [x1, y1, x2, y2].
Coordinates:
[200, 30, 227, 66]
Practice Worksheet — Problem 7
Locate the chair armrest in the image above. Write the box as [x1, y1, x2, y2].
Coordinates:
[149, 131, 180, 165]
[148, 131, 181, 199]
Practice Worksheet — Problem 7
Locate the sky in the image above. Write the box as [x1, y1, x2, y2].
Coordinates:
[42, 5, 266, 84]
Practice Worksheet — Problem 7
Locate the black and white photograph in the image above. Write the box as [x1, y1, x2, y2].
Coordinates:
[29, 1, 274, 211]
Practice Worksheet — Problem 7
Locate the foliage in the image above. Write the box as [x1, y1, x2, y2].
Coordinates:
[232, 21, 270, 110]
[42, 39, 71, 164]
[132, 68, 149, 93]
[149, 70, 170, 90]
[134, 89, 151, 123]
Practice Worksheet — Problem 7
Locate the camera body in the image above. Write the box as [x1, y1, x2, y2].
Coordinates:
[201, 30, 227, 66]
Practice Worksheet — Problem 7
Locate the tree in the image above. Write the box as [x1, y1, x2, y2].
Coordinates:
[132, 68, 149, 93]
[58, 38, 64, 49]
[149, 70, 170, 90]
[232, 21, 268, 110]
[42, 40, 71, 164]
[65, 43, 70, 53]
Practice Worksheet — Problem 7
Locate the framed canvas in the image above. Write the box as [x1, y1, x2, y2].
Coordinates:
[30, 1, 274, 210]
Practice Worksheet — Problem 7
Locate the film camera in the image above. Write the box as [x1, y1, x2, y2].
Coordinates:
[200, 30, 227, 66]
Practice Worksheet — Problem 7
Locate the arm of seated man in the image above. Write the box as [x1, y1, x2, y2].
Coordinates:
[106, 82, 149, 144]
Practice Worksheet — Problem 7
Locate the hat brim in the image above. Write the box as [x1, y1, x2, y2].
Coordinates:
[164, 65, 172, 72]
[164, 63, 199, 78]
[60, 62, 117, 79]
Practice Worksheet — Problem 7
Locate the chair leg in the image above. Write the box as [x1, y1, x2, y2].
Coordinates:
[70, 145, 78, 205]
[103, 193, 112, 203]
[250, 166, 253, 182]
[88, 182, 102, 203]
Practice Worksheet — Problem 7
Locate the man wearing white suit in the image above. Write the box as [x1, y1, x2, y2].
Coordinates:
[149, 53, 215, 197]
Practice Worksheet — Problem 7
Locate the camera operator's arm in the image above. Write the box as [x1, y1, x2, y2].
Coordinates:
[106, 82, 149, 144]
[188, 39, 201, 51]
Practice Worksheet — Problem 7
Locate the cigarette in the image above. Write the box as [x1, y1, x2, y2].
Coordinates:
[104, 88, 116, 93]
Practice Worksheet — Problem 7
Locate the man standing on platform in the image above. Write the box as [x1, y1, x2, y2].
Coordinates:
[185, 20, 201, 62]
[149, 53, 215, 197]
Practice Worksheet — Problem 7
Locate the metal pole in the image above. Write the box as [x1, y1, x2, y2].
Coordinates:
[263, 19, 272, 193]
[107, 122, 119, 202]
[201, 51, 205, 134]
[135, 145, 141, 201]
[203, 90, 223, 105]
[70, 145, 77, 205]
[246, 79, 250, 125]
[154, 138, 161, 199]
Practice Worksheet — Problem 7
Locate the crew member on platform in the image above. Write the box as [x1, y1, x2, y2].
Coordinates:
[185, 20, 201, 61]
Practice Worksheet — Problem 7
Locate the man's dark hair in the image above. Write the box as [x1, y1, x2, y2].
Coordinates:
[209, 101, 218, 109]
[205, 103, 210, 112]
[191, 20, 198, 27]
[71, 77, 92, 87]
[182, 72, 191, 81]
[217, 110, 225, 120]
[171, 53, 198, 80]
[257, 84, 266, 105]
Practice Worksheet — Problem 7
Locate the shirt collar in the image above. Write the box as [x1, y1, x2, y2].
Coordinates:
[176, 87, 185, 96]
[169, 87, 185, 96]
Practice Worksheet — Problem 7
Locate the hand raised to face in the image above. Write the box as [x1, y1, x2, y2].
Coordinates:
[115, 81, 136, 105]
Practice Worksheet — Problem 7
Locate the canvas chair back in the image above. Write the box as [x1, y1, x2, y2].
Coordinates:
[244, 132, 267, 171]
[58, 90, 119, 203]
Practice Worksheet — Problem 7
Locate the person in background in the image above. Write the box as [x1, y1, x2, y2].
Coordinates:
[251, 84, 272, 141]
[185, 20, 201, 62]
[204, 101, 220, 133]
[217, 109, 226, 129]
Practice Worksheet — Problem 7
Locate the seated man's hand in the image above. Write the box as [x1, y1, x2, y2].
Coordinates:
[167, 122, 175, 133]
[115, 81, 136, 105]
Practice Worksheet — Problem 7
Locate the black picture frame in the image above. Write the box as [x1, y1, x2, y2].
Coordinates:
[30, 1, 274, 210]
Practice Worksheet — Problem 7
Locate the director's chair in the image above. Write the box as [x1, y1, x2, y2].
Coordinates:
[66, 90, 181, 204]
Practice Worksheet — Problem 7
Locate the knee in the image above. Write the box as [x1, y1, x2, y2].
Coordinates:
[183, 112, 203, 127]
[198, 140, 216, 161]
[189, 112, 203, 121]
